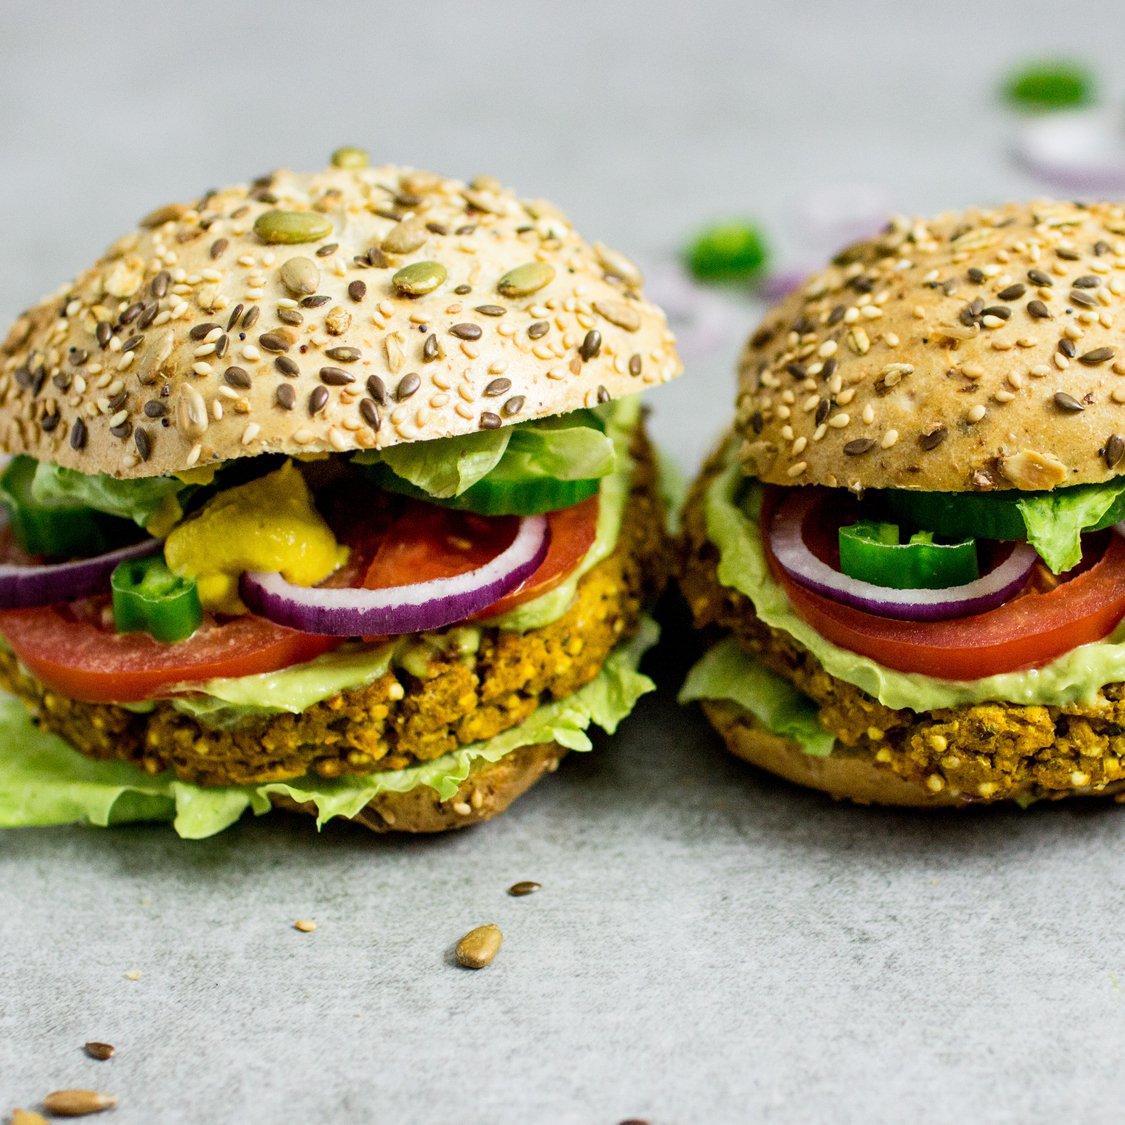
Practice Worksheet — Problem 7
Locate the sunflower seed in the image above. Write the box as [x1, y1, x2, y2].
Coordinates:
[1104, 434, 1125, 469]
[1079, 346, 1116, 365]
[41, 1089, 118, 1116]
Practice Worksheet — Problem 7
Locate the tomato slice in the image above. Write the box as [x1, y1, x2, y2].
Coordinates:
[362, 496, 599, 619]
[762, 486, 1125, 679]
[0, 492, 599, 704]
[0, 602, 341, 703]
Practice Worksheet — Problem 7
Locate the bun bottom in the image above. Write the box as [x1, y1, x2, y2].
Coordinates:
[701, 700, 1125, 808]
[272, 741, 567, 833]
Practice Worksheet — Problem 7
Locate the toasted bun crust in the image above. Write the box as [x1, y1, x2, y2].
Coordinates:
[0, 161, 680, 478]
[701, 700, 962, 806]
[736, 199, 1125, 492]
[701, 699, 1125, 807]
[273, 741, 567, 833]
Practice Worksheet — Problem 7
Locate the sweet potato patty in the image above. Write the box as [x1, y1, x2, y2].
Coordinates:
[0, 424, 668, 788]
[678, 445, 1125, 803]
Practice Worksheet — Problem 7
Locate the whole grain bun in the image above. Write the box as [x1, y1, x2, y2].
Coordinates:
[275, 740, 567, 833]
[736, 199, 1125, 493]
[701, 699, 1125, 807]
[0, 158, 680, 478]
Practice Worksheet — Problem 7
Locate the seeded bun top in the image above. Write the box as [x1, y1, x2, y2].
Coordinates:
[736, 199, 1125, 493]
[0, 154, 680, 478]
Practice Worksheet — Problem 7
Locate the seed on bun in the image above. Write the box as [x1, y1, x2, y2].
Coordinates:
[1, 162, 679, 477]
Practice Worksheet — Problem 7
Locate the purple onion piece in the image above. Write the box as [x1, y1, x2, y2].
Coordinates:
[240, 514, 550, 637]
[769, 491, 1038, 621]
[0, 536, 162, 609]
[1013, 109, 1125, 195]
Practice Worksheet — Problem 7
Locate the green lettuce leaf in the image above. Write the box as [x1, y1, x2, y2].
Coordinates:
[505, 420, 616, 481]
[0, 618, 657, 839]
[680, 638, 835, 757]
[377, 428, 511, 499]
[701, 437, 1125, 710]
[30, 461, 191, 536]
[1016, 479, 1125, 574]
[357, 411, 617, 499]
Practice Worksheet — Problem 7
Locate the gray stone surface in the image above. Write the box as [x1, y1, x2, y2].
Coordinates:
[3, 1, 1125, 1120]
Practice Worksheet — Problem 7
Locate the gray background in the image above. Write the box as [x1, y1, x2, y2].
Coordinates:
[2, 1, 1125, 1121]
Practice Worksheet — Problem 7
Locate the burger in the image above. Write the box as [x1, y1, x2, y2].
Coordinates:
[679, 199, 1125, 806]
[0, 150, 681, 836]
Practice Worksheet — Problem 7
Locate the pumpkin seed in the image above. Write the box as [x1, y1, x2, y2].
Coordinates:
[592, 299, 641, 332]
[279, 257, 319, 297]
[139, 202, 188, 228]
[254, 210, 333, 245]
[455, 923, 502, 968]
[392, 261, 447, 296]
[331, 146, 370, 169]
[497, 262, 555, 298]
[40, 1089, 118, 1116]
[381, 219, 428, 255]
[593, 241, 643, 287]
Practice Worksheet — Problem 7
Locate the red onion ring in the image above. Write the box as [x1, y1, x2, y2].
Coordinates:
[769, 490, 1038, 621]
[0, 534, 162, 609]
[240, 514, 550, 636]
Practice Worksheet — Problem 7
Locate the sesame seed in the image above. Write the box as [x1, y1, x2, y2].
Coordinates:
[967, 404, 987, 423]
[786, 461, 808, 478]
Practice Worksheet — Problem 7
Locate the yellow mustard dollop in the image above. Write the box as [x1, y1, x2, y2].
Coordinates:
[165, 460, 348, 615]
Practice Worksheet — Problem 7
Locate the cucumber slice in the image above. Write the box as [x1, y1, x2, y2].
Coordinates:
[879, 489, 1028, 541]
[371, 461, 601, 515]
[364, 408, 610, 516]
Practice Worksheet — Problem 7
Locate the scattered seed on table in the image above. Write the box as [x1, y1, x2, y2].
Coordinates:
[455, 924, 502, 969]
[83, 1042, 115, 1061]
[508, 881, 541, 897]
[40, 1089, 118, 1116]
[294, 919, 317, 933]
[10, 1110, 50, 1125]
